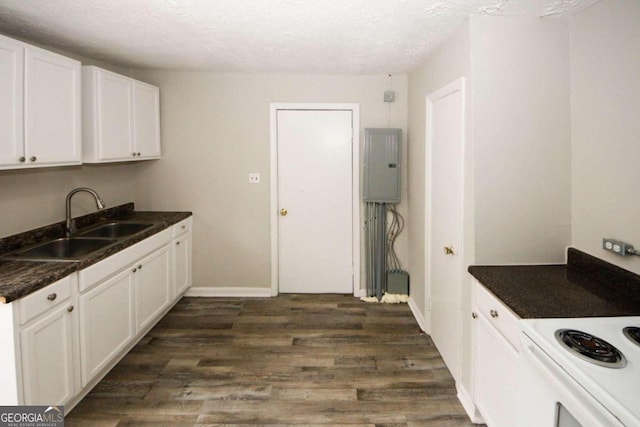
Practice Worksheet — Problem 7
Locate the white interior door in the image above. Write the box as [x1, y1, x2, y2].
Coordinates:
[276, 109, 354, 294]
[426, 78, 465, 382]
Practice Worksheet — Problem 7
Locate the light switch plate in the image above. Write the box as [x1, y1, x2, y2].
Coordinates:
[249, 173, 261, 184]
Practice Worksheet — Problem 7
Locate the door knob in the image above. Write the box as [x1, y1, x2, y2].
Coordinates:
[280, 208, 288, 216]
[443, 246, 454, 255]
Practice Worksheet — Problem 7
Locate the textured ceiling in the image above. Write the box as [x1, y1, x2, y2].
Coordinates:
[0, 0, 599, 73]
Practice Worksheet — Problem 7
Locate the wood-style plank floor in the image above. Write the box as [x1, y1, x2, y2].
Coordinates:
[66, 294, 479, 426]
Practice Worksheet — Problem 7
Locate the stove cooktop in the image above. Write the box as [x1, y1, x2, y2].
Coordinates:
[522, 316, 640, 427]
[623, 326, 640, 347]
[555, 329, 627, 368]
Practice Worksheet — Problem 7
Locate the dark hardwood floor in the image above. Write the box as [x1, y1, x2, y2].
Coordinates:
[66, 294, 478, 426]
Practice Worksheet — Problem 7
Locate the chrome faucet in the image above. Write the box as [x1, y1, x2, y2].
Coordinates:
[65, 188, 106, 236]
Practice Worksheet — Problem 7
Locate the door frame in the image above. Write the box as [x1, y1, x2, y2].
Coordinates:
[270, 103, 360, 296]
[424, 77, 466, 337]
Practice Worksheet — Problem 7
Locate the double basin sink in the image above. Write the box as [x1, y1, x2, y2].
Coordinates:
[2, 222, 154, 262]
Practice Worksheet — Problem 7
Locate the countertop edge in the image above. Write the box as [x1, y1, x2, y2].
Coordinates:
[0, 208, 192, 304]
[468, 254, 640, 319]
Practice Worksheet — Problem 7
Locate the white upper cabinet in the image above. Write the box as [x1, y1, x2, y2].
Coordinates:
[0, 37, 24, 166]
[133, 81, 161, 158]
[82, 66, 161, 163]
[93, 69, 133, 161]
[0, 34, 81, 169]
[25, 47, 82, 166]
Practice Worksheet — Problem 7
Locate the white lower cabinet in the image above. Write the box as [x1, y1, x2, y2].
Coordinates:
[78, 229, 172, 387]
[172, 217, 192, 298]
[0, 218, 192, 408]
[472, 281, 521, 427]
[173, 233, 191, 297]
[20, 290, 77, 405]
[79, 268, 134, 386]
[134, 245, 171, 333]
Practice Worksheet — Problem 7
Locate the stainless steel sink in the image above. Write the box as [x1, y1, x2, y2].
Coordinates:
[4, 237, 116, 262]
[77, 222, 153, 239]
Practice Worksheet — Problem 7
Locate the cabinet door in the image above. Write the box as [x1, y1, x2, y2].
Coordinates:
[79, 268, 134, 387]
[21, 303, 76, 405]
[134, 245, 171, 333]
[96, 70, 134, 161]
[0, 37, 24, 167]
[24, 47, 81, 167]
[173, 233, 192, 298]
[473, 311, 518, 427]
[132, 81, 161, 159]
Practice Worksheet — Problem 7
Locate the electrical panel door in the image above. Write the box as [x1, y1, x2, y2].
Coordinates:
[363, 128, 401, 203]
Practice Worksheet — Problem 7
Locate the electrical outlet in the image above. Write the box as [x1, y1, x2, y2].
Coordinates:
[249, 173, 261, 184]
[602, 238, 634, 256]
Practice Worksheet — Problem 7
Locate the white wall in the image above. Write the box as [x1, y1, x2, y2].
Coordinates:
[0, 164, 143, 237]
[407, 14, 572, 407]
[570, 0, 640, 274]
[131, 71, 408, 290]
[471, 16, 572, 265]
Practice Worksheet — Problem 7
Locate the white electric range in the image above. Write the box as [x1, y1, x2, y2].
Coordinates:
[518, 316, 640, 427]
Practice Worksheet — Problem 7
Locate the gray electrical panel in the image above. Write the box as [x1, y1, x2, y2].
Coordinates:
[363, 128, 401, 203]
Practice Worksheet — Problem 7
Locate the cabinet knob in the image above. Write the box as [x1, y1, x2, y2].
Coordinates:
[176, 241, 180, 245]
[47, 293, 57, 301]
[132, 152, 137, 157]
[137, 152, 141, 156]
[490, 309, 499, 318]
[138, 264, 143, 269]
[18, 156, 25, 162]
[30, 156, 37, 162]
[181, 225, 186, 229]
[472, 312, 477, 319]
[67, 306, 74, 312]
[443, 246, 454, 255]
[132, 267, 137, 273]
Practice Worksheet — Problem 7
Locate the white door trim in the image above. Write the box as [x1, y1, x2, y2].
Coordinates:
[270, 103, 360, 296]
[425, 76, 466, 337]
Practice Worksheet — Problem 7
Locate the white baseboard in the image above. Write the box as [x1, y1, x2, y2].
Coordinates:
[408, 296, 427, 332]
[457, 382, 484, 424]
[184, 287, 273, 298]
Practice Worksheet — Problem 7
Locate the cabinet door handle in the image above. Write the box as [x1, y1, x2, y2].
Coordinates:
[490, 309, 499, 318]
[18, 156, 25, 162]
[132, 267, 137, 273]
[138, 264, 143, 270]
[47, 293, 57, 301]
[472, 312, 478, 319]
[30, 156, 37, 162]
[67, 306, 74, 312]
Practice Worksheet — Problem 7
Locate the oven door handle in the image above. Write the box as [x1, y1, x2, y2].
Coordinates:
[521, 336, 624, 427]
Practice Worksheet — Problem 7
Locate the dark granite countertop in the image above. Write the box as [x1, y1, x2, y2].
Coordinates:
[468, 248, 640, 319]
[0, 203, 192, 304]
